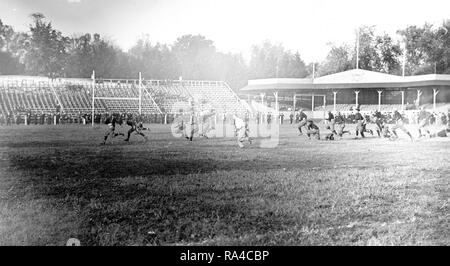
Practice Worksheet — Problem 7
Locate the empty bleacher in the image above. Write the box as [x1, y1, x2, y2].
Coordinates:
[180, 81, 248, 114]
[0, 76, 249, 117]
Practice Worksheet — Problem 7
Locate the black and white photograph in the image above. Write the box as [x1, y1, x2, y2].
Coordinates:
[0, 0, 448, 251]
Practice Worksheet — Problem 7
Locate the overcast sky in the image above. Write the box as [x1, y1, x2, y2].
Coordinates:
[1, 0, 449, 63]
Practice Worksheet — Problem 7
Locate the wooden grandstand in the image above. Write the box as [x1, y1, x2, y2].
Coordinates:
[0, 76, 250, 117]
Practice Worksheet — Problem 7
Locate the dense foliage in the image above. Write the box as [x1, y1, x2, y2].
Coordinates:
[1, 14, 449, 90]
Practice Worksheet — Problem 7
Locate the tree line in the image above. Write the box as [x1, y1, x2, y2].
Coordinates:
[0, 13, 449, 90]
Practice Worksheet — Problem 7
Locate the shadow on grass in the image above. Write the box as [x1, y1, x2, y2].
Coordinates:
[7, 146, 314, 181]
[6, 148, 299, 245]
[78, 188, 296, 245]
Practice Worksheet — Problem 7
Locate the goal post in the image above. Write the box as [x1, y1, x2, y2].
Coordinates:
[90, 70, 162, 126]
[91, 70, 95, 126]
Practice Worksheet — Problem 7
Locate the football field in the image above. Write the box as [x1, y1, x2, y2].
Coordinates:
[0, 123, 448, 245]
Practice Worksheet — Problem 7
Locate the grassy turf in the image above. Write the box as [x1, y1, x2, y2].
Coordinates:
[0, 123, 448, 245]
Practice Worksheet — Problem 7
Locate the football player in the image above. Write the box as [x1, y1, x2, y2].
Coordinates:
[233, 114, 252, 148]
[101, 114, 124, 145]
[417, 107, 432, 138]
[124, 119, 150, 142]
[390, 109, 414, 141]
[306, 119, 320, 140]
[297, 109, 308, 135]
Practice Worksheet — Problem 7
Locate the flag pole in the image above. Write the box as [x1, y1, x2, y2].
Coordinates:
[402, 40, 406, 77]
[312, 62, 315, 80]
[356, 28, 360, 69]
[139, 72, 142, 115]
[91, 70, 95, 126]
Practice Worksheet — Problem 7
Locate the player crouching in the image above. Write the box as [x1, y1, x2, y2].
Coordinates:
[334, 111, 351, 139]
[233, 114, 252, 148]
[297, 109, 308, 136]
[306, 119, 320, 140]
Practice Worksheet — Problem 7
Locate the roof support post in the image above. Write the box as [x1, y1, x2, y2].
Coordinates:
[91, 70, 95, 127]
[273, 91, 279, 114]
[416, 89, 422, 107]
[377, 90, 383, 111]
[355, 90, 360, 107]
[433, 88, 439, 111]
[401, 91, 405, 111]
[333, 91, 337, 112]
[311, 94, 315, 114]
[138, 72, 142, 115]
[293, 93, 296, 111]
[260, 93, 265, 122]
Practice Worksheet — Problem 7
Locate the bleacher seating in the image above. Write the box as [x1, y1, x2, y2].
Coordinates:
[0, 77, 249, 117]
[180, 81, 248, 114]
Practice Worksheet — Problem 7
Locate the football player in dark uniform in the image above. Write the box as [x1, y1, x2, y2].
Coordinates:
[334, 112, 351, 138]
[417, 107, 432, 137]
[391, 109, 414, 141]
[306, 119, 320, 140]
[372, 110, 384, 137]
[101, 114, 124, 145]
[124, 119, 150, 142]
[354, 108, 365, 138]
[297, 109, 308, 135]
[324, 111, 338, 140]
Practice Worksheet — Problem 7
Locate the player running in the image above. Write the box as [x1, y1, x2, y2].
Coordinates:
[390, 109, 414, 141]
[361, 114, 374, 136]
[233, 114, 252, 148]
[184, 100, 196, 141]
[101, 114, 124, 145]
[417, 107, 432, 138]
[372, 110, 384, 137]
[124, 119, 150, 142]
[297, 109, 308, 135]
[198, 109, 216, 138]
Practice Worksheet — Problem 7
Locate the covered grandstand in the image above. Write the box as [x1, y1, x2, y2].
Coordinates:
[240, 69, 450, 117]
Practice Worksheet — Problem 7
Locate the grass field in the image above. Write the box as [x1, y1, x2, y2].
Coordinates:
[0, 122, 448, 246]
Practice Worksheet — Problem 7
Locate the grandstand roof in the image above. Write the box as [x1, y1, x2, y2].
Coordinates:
[241, 69, 450, 92]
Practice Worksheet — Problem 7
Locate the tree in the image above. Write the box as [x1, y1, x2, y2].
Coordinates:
[318, 26, 402, 75]
[374, 33, 402, 74]
[129, 36, 180, 79]
[317, 43, 353, 76]
[0, 19, 14, 51]
[0, 19, 23, 74]
[24, 13, 70, 77]
[172, 34, 216, 80]
[211, 52, 248, 90]
[398, 21, 450, 75]
[249, 41, 307, 79]
[354, 26, 380, 71]
[65, 33, 94, 77]
[91, 34, 119, 78]
[290, 52, 308, 78]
